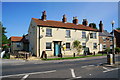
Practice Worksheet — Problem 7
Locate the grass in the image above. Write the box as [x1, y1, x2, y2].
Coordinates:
[42, 54, 107, 61]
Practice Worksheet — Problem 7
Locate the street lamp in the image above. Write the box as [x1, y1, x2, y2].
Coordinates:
[111, 20, 115, 64]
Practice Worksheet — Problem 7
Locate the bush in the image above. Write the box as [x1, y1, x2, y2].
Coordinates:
[105, 48, 111, 53]
[115, 47, 120, 53]
[3, 53, 10, 59]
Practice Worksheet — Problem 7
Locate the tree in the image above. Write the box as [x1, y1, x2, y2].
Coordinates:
[116, 27, 120, 30]
[0, 22, 10, 49]
[72, 40, 82, 55]
[89, 23, 97, 29]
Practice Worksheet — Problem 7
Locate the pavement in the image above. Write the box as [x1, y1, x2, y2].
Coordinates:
[1, 55, 120, 79]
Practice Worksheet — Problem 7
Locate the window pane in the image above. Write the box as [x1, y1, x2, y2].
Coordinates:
[46, 29, 52, 36]
[93, 43, 97, 49]
[46, 42, 52, 49]
[66, 30, 70, 37]
[82, 43, 86, 48]
[82, 32, 86, 38]
[66, 43, 70, 50]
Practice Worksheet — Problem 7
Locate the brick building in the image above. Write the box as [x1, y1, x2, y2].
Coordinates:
[114, 29, 120, 48]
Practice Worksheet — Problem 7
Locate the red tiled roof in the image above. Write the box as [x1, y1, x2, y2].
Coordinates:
[10, 36, 23, 42]
[32, 18, 98, 31]
[115, 29, 120, 33]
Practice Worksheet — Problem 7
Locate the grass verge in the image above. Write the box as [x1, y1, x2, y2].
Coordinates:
[42, 54, 107, 60]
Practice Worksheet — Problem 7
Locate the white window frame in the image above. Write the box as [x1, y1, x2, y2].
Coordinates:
[82, 32, 86, 38]
[66, 43, 70, 50]
[46, 28, 52, 37]
[66, 30, 71, 38]
[46, 42, 52, 50]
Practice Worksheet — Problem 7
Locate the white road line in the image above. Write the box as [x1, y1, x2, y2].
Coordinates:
[81, 66, 87, 68]
[103, 67, 108, 70]
[1, 70, 56, 78]
[103, 68, 119, 73]
[75, 76, 82, 78]
[21, 74, 29, 80]
[88, 65, 95, 67]
[70, 68, 76, 78]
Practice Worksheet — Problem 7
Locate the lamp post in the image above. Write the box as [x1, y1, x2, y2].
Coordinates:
[111, 20, 115, 64]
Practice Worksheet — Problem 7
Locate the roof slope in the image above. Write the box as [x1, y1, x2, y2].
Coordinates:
[32, 18, 98, 31]
[99, 30, 112, 37]
[10, 36, 23, 42]
[114, 29, 120, 33]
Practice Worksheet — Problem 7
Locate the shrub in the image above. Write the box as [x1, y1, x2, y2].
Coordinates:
[115, 47, 120, 53]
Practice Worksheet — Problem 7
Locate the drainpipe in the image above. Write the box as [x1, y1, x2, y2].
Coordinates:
[38, 26, 40, 57]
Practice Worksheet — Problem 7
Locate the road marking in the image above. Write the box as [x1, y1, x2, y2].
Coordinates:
[103, 67, 108, 70]
[88, 65, 95, 67]
[81, 66, 87, 68]
[1, 70, 56, 78]
[103, 68, 119, 73]
[70, 68, 76, 78]
[21, 74, 29, 80]
[81, 65, 95, 68]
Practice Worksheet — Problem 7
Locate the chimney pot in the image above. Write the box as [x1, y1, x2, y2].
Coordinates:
[99, 21, 104, 32]
[62, 14, 67, 23]
[82, 19, 88, 26]
[41, 11, 47, 21]
[73, 16, 78, 25]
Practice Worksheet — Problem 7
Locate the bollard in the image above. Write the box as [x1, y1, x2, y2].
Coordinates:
[60, 53, 62, 58]
[107, 54, 113, 65]
[25, 53, 28, 60]
[113, 54, 115, 64]
[73, 53, 75, 57]
[45, 54, 47, 59]
[93, 51, 95, 55]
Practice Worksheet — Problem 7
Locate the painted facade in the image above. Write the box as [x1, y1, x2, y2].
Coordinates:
[28, 11, 99, 57]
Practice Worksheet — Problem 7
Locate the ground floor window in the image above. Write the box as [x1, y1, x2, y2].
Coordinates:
[93, 43, 97, 49]
[82, 43, 86, 48]
[46, 42, 52, 50]
[66, 43, 70, 50]
[103, 44, 106, 49]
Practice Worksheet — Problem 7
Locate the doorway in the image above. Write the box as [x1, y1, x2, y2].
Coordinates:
[54, 41, 61, 56]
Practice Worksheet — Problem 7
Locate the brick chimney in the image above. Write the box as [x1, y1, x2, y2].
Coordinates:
[73, 17, 78, 25]
[99, 21, 104, 32]
[62, 14, 67, 23]
[41, 11, 46, 21]
[82, 19, 88, 26]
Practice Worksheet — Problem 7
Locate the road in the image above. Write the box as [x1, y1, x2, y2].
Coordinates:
[1, 55, 120, 80]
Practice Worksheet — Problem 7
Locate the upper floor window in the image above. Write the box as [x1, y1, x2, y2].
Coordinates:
[82, 32, 86, 38]
[46, 42, 52, 50]
[46, 29, 52, 37]
[90, 33, 96, 39]
[82, 43, 86, 48]
[66, 30, 71, 38]
[93, 43, 97, 49]
[66, 43, 70, 50]
[103, 37, 106, 42]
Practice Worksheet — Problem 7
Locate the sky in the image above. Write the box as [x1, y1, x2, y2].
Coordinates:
[2, 2, 118, 38]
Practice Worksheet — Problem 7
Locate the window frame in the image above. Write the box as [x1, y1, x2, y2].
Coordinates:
[82, 32, 86, 39]
[46, 28, 52, 37]
[66, 30, 71, 38]
[90, 33, 97, 39]
[82, 43, 86, 48]
[46, 42, 52, 50]
[66, 43, 71, 50]
[93, 43, 97, 49]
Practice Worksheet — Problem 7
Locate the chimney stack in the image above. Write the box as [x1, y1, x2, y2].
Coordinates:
[73, 17, 78, 25]
[82, 19, 88, 26]
[41, 11, 46, 21]
[62, 14, 67, 23]
[99, 21, 104, 32]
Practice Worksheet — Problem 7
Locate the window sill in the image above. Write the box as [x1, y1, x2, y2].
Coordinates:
[46, 35, 52, 37]
[65, 36, 71, 38]
[46, 49, 52, 51]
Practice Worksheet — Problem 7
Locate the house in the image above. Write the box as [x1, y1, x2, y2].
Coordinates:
[114, 29, 120, 48]
[10, 35, 29, 53]
[28, 11, 99, 57]
[10, 36, 23, 53]
[98, 21, 113, 52]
